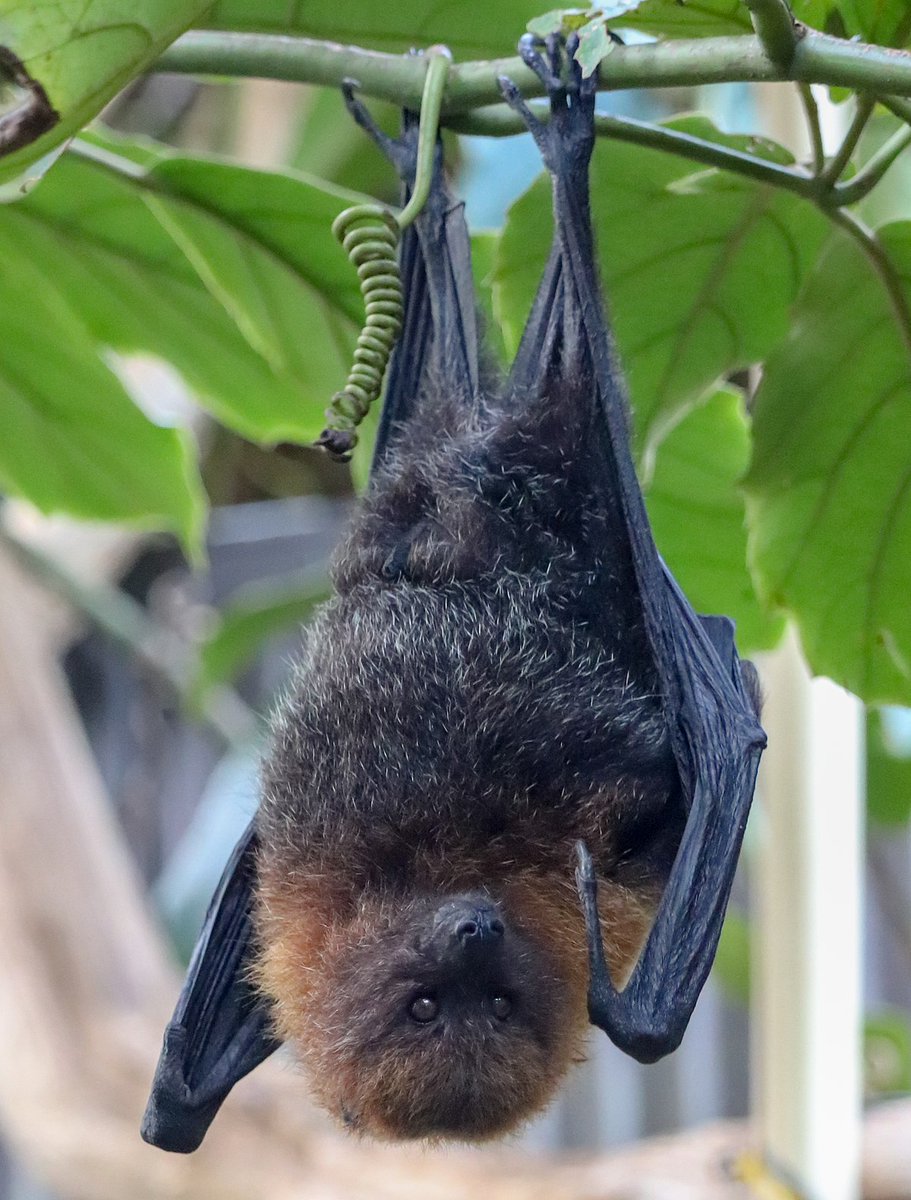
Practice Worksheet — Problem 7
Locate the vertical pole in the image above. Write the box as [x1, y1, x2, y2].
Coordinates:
[753, 628, 865, 1199]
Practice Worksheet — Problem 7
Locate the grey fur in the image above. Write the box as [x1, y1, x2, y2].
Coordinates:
[259, 372, 682, 892]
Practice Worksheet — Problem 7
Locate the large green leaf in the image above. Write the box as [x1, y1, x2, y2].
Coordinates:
[0, 224, 203, 544]
[203, 0, 545, 57]
[618, 0, 752, 38]
[646, 389, 783, 653]
[619, 0, 833, 37]
[0, 1, 210, 188]
[495, 117, 827, 451]
[2, 137, 361, 445]
[838, 0, 911, 46]
[746, 224, 911, 704]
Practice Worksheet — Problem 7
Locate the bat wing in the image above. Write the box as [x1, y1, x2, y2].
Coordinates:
[370, 108, 481, 468]
[141, 822, 280, 1152]
[503, 40, 766, 1063]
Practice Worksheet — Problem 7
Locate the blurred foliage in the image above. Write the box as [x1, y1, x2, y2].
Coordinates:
[864, 1010, 911, 1096]
[713, 908, 751, 1004]
[867, 708, 911, 825]
[190, 576, 330, 707]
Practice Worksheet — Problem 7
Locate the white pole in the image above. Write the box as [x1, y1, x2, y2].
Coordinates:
[752, 627, 865, 1200]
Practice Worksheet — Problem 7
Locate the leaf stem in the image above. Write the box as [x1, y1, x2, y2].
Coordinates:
[797, 82, 824, 174]
[744, 0, 800, 70]
[820, 93, 875, 187]
[832, 120, 911, 206]
[451, 105, 817, 196]
[881, 92, 911, 126]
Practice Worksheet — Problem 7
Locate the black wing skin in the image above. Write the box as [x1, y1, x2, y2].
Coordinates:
[502, 36, 766, 1063]
[140, 822, 281, 1152]
[141, 101, 481, 1153]
[348, 98, 481, 468]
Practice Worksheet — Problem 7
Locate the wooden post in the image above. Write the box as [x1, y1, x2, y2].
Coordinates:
[753, 628, 865, 1199]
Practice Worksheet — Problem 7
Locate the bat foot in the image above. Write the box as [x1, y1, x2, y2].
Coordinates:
[340, 81, 419, 183]
[502, 33, 595, 175]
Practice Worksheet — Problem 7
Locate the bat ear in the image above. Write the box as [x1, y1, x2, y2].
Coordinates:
[141, 823, 281, 1153]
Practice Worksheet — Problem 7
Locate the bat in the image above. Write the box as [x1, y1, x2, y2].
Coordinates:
[141, 35, 766, 1153]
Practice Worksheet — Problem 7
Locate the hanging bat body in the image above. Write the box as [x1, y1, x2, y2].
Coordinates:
[142, 37, 765, 1154]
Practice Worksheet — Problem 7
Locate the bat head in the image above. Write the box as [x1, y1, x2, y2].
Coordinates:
[257, 886, 584, 1140]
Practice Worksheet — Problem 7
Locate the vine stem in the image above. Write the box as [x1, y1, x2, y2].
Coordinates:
[744, 0, 800, 70]
[819, 93, 875, 186]
[797, 83, 824, 174]
[156, 28, 911, 109]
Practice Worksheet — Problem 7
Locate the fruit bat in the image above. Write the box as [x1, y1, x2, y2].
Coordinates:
[141, 36, 766, 1153]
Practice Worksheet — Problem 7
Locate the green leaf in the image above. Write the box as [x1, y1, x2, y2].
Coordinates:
[0, 1, 212, 188]
[619, 0, 832, 37]
[204, 0, 550, 57]
[838, 0, 911, 47]
[712, 909, 751, 1005]
[192, 576, 330, 703]
[527, 8, 598, 36]
[618, 0, 752, 38]
[856, 113, 911, 230]
[0, 225, 203, 547]
[867, 708, 911, 825]
[472, 230, 508, 367]
[2, 137, 361, 447]
[746, 223, 911, 705]
[289, 88, 399, 201]
[496, 118, 825, 451]
[646, 390, 783, 653]
[575, 17, 613, 79]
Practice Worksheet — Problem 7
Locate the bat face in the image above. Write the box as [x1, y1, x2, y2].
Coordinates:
[255, 884, 588, 1140]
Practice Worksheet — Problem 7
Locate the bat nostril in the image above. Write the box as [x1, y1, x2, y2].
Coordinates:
[456, 911, 504, 943]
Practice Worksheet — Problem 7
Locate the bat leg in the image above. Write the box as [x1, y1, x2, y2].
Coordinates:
[340, 80, 420, 183]
[500, 33, 596, 180]
[341, 79, 400, 160]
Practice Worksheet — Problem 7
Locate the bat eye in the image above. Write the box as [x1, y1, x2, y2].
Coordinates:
[491, 994, 512, 1020]
[408, 994, 439, 1023]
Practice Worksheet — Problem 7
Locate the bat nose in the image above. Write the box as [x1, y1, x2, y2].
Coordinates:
[455, 908, 505, 945]
[432, 897, 507, 958]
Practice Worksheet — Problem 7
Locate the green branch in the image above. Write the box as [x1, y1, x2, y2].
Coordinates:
[820, 94, 875, 186]
[451, 105, 817, 198]
[832, 121, 911, 206]
[744, 0, 800, 70]
[156, 28, 911, 107]
[797, 83, 824, 174]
